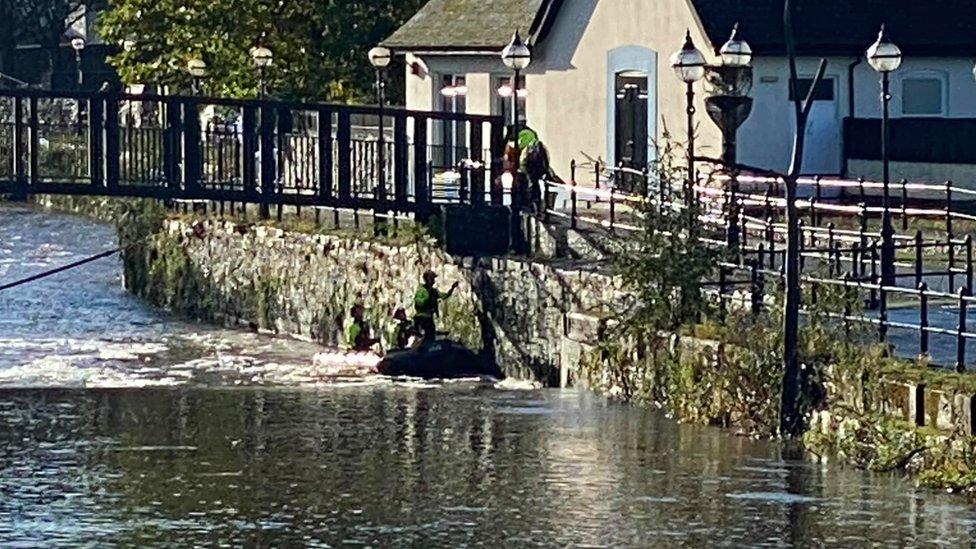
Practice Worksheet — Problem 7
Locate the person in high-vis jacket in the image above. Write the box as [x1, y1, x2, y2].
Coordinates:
[414, 270, 459, 344]
[347, 303, 379, 351]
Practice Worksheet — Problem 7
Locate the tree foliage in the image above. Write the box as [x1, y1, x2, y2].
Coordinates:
[0, 0, 106, 78]
[613, 139, 720, 334]
[99, 0, 426, 102]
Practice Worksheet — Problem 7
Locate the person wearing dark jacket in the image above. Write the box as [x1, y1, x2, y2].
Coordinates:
[391, 308, 418, 349]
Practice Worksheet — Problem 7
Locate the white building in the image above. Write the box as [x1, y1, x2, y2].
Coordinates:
[385, 0, 976, 184]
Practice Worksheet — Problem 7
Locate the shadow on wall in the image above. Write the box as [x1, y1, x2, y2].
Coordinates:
[534, 0, 600, 72]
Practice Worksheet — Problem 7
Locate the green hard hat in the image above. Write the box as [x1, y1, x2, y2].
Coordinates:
[517, 128, 538, 149]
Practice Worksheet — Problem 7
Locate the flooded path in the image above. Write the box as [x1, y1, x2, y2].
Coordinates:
[2, 205, 976, 547]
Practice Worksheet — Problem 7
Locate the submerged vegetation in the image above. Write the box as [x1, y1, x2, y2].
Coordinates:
[575, 143, 976, 496]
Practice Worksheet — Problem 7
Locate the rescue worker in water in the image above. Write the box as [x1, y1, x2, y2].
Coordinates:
[347, 303, 380, 351]
[391, 307, 418, 349]
[414, 270, 460, 344]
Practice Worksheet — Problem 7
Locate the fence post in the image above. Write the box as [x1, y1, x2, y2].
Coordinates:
[335, 110, 351, 204]
[718, 265, 727, 318]
[750, 260, 764, 314]
[957, 287, 969, 373]
[878, 279, 888, 344]
[738, 200, 747, 250]
[594, 158, 601, 193]
[89, 95, 104, 188]
[728, 178, 740, 251]
[317, 107, 333, 204]
[914, 230, 924, 288]
[609, 164, 617, 233]
[412, 116, 429, 222]
[967, 235, 974, 291]
[104, 92, 120, 190]
[469, 121, 483, 206]
[28, 96, 38, 191]
[949, 234, 957, 295]
[919, 282, 929, 357]
[240, 105, 256, 197]
[814, 176, 822, 225]
[900, 178, 909, 231]
[798, 220, 806, 272]
[869, 239, 879, 309]
[258, 103, 277, 218]
[183, 97, 202, 195]
[570, 171, 578, 230]
[489, 119, 504, 205]
[766, 216, 775, 269]
[858, 202, 868, 252]
[842, 272, 852, 338]
[12, 96, 25, 196]
[945, 180, 953, 237]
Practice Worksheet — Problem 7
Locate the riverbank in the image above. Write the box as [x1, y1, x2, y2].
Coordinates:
[29, 195, 976, 497]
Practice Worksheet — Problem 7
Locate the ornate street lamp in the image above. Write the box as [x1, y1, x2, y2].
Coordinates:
[70, 36, 86, 88]
[704, 24, 754, 167]
[368, 46, 392, 203]
[187, 58, 207, 95]
[501, 30, 531, 145]
[250, 46, 273, 98]
[719, 23, 753, 68]
[670, 30, 706, 205]
[867, 24, 902, 289]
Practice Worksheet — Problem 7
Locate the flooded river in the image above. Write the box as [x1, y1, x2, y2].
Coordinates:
[2, 205, 976, 547]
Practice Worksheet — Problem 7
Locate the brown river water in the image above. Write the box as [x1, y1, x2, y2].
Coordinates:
[1, 205, 975, 547]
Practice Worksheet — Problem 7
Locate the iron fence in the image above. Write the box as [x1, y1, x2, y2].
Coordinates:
[546, 159, 976, 371]
[0, 89, 506, 217]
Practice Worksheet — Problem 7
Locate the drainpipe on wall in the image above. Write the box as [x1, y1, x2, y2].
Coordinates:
[845, 55, 863, 177]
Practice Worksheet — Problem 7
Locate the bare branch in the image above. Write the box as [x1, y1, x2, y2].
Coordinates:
[800, 59, 828, 120]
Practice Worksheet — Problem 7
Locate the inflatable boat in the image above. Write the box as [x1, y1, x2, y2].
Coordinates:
[312, 350, 382, 377]
[376, 339, 503, 380]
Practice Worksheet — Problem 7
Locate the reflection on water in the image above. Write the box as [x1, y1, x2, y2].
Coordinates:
[2, 205, 976, 546]
[2, 387, 976, 546]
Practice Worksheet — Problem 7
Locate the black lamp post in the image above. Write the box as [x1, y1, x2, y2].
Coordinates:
[704, 24, 754, 168]
[187, 58, 207, 95]
[368, 46, 392, 202]
[501, 30, 531, 145]
[251, 46, 273, 99]
[867, 25, 902, 289]
[70, 36, 86, 89]
[703, 25, 753, 250]
[670, 31, 706, 206]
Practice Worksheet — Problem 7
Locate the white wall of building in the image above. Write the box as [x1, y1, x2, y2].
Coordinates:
[736, 56, 976, 179]
[401, 5, 976, 185]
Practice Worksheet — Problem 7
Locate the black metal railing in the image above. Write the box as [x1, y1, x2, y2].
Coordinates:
[0, 89, 506, 217]
[545, 159, 976, 371]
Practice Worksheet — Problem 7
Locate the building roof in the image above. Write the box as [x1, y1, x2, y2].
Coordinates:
[692, 0, 976, 56]
[388, 0, 976, 57]
[383, 0, 561, 52]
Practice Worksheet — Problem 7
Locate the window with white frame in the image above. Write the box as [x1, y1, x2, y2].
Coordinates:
[438, 74, 467, 167]
[494, 75, 526, 130]
[901, 72, 947, 116]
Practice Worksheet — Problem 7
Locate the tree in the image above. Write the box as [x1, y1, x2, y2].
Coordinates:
[779, 0, 827, 437]
[0, 1, 106, 85]
[98, 0, 426, 102]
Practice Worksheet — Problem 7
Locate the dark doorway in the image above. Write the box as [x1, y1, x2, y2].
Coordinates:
[614, 72, 648, 170]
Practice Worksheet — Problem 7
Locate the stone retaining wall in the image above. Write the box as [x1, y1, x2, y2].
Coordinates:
[121, 216, 621, 383]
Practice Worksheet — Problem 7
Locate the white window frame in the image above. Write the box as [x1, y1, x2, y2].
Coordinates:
[899, 70, 948, 117]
